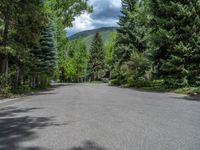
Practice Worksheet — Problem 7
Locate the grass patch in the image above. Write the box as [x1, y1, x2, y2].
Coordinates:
[117, 79, 200, 95]
[174, 87, 200, 95]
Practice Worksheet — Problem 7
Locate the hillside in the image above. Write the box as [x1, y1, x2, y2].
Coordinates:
[69, 27, 117, 49]
[69, 27, 117, 40]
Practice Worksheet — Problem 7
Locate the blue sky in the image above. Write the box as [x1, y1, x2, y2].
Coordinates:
[67, 0, 121, 36]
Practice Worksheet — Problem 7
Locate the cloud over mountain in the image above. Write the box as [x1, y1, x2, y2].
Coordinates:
[67, 0, 121, 36]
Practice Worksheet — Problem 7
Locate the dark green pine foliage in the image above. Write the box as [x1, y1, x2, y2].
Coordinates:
[40, 22, 57, 75]
[88, 32, 105, 81]
[149, 0, 200, 87]
[113, 0, 137, 66]
[186, 2, 200, 86]
[32, 22, 57, 76]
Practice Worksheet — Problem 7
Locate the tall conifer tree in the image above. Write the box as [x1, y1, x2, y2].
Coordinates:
[149, 0, 200, 87]
[113, 0, 137, 66]
[88, 32, 105, 81]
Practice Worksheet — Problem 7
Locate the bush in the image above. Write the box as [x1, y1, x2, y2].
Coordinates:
[0, 84, 11, 96]
[12, 85, 31, 94]
[124, 79, 164, 88]
[175, 87, 200, 95]
[121, 51, 150, 80]
[0, 75, 12, 97]
[109, 79, 121, 86]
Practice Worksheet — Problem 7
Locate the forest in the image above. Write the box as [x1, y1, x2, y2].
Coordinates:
[0, 0, 200, 96]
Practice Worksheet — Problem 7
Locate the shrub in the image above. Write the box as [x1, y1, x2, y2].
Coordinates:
[12, 85, 31, 94]
[0, 84, 11, 96]
[0, 75, 12, 97]
[122, 51, 150, 80]
[124, 79, 164, 88]
[109, 79, 121, 86]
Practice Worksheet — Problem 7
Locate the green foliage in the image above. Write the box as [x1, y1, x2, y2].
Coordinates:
[124, 79, 164, 88]
[113, 0, 137, 66]
[149, 0, 200, 87]
[104, 32, 117, 78]
[109, 79, 121, 86]
[175, 87, 200, 95]
[120, 51, 150, 80]
[112, 0, 150, 83]
[88, 32, 105, 81]
[0, 75, 11, 96]
[104, 32, 116, 65]
[39, 22, 57, 75]
[64, 39, 88, 81]
[12, 85, 31, 94]
[0, 0, 91, 95]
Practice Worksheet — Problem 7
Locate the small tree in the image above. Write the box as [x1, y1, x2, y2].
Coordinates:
[121, 51, 150, 80]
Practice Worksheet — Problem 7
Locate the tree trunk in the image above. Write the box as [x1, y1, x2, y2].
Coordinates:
[0, 15, 9, 76]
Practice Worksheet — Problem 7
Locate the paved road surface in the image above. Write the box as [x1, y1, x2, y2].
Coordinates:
[0, 84, 200, 150]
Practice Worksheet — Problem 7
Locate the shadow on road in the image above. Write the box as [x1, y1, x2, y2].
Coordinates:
[30, 83, 75, 96]
[171, 96, 200, 102]
[0, 107, 66, 150]
[68, 141, 107, 150]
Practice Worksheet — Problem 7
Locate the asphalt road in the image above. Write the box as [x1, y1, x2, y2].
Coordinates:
[0, 84, 200, 150]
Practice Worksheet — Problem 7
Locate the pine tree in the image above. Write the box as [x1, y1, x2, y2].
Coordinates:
[39, 22, 57, 75]
[112, 0, 149, 81]
[113, 0, 137, 66]
[149, 0, 200, 87]
[31, 21, 57, 86]
[186, 2, 200, 86]
[88, 32, 105, 81]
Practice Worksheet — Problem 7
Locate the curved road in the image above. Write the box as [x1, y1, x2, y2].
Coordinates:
[0, 84, 200, 150]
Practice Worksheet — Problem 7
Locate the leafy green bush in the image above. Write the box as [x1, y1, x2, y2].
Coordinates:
[12, 85, 31, 94]
[109, 79, 121, 86]
[120, 51, 150, 80]
[0, 75, 11, 96]
[175, 87, 200, 95]
[0, 84, 11, 96]
[124, 79, 164, 88]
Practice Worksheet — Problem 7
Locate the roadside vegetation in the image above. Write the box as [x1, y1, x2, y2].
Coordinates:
[0, 0, 91, 97]
[1, 0, 200, 97]
[109, 0, 200, 95]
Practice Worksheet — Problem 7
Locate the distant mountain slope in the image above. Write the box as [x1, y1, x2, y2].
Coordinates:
[69, 27, 117, 40]
[69, 27, 117, 49]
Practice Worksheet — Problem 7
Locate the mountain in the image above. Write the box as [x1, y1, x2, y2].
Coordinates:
[68, 27, 117, 49]
[69, 27, 117, 40]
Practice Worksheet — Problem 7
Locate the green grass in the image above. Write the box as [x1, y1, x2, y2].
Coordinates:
[174, 87, 200, 95]
[131, 86, 200, 95]
[118, 79, 200, 95]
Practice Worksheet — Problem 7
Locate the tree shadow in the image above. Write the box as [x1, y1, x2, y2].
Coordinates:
[68, 141, 108, 150]
[0, 106, 66, 150]
[29, 84, 75, 96]
[171, 95, 200, 102]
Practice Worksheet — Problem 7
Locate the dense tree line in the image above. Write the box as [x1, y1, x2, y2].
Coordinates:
[0, 0, 90, 95]
[111, 0, 200, 89]
[1, 0, 199, 95]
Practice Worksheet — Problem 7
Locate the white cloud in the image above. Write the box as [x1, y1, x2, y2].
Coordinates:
[110, 0, 121, 8]
[72, 13, 94, 31]
[67, 0, 121, 36]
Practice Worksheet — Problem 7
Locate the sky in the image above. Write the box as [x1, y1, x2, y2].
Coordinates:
[67, 0, 122, 36]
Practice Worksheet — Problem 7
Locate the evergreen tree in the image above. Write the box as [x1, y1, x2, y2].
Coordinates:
[88, 32, 105, 81]
[31, 21, 57, 86]
[113, 0, 137, 66]
[149, 0, 200, 87]
[39, 22, 57, 75]
[186, 2, 200, 86]
[112, 0, 149, 81]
